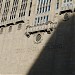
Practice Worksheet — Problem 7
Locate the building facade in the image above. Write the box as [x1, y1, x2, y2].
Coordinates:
[0, 0, 75, 75]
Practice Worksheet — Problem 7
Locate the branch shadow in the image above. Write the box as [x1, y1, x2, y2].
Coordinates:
[27, 14, 75, 75]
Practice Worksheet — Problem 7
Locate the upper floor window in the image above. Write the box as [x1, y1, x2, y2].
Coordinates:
[46, 0, 48, 4]
[1, 0, 10, 22]
[56, 0, 59, 9]
[28, 0, 32, 16]
[64, 0, 66, 3]
[48, 5, 50, 11]
[67, 0, 69, 2]
[38, 17, 40, 23]
[42, 7, 44, 12]
[10, 0, 19, 20]
[64, 0, 72, 3]
[45, 6, 47, 12]
[19, 0, 28, 17]
[46, 15, 48, 22]
[34, 15, 49, 26]
[43, 0, 45, 5]
[37, 0, 51, 14]
[0, 0, 3, 13]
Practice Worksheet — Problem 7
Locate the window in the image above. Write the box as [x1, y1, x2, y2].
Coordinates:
[48, 5, 50, 11]
[28, 10, 31, 16]
[41, 0, 43, 5]
[10, 0, 19, 20]
[38, 17, 40, 23]
[42, 7, 44, 12]
[19, 0, 27, 17]
[56, 0, 59, 9]
[45, 6, 47, 12]
[1, 0, 10, 22]
[41, 17, 42, 20]
[44, 0, 45, 5]
[37, 8, 39, 14]
[40, 17, 43, 24]
[37, 0, 51, 14]
[46, 0, 48, 4]
[64, 0, 66, 3]
[28, 0, 32, 16]
[0, 0, 3, 13]
[46, 15, 48, 22]
[38, 0, 40, 4]
[34, 15, 49, 25]
[40, 7, 42, 13]
[44, 16, 45, 19]
[34, 18, 37, 25]
[67, 0, 69, 2]
[44, 16, 46, 23]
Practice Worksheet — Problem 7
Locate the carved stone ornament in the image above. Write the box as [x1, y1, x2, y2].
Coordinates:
[64, 13, 69, 21]
[34, 33, 43, 44]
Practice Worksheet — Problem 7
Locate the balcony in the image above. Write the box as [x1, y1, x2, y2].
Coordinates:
[60, 3, 74, 15]
[25, 21, 57, 38]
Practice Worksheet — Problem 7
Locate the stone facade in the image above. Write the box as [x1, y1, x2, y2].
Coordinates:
[0, 0, 75, 75]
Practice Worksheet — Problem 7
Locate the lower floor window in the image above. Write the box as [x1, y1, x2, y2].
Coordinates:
[34, 15, 49, 25]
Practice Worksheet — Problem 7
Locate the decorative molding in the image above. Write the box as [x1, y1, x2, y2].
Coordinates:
[63, 13, 69, 21]
[34, 33, 43, 44]
[25, 21, 57, 38]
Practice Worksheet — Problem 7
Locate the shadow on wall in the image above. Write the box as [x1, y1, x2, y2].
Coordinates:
[27, 14, 75, 75]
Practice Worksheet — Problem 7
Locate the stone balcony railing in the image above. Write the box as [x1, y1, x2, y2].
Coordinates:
[25, 21, 57, 38]
[61, 4, 74, 12]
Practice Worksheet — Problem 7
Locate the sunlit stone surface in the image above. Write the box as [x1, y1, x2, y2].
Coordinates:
[0, 0, 75, 75]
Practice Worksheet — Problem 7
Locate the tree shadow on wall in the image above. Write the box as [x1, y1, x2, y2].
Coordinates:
[27, 14, 75, 75]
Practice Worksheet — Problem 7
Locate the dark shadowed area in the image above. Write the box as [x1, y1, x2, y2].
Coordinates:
[27, 14, 75, 75]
